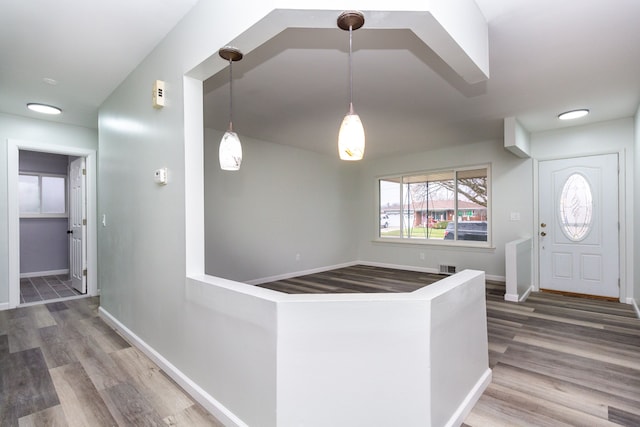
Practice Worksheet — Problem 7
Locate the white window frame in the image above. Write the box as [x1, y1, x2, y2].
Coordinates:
[376, 164, 492, 248]
[18, 172, 68, 218]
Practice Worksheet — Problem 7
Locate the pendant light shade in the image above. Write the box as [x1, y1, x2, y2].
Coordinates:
[219, 130, 243, 170]
[337, 11, 365, 161]
[218, 46, 244, 171]
[338, 109, 365, 160]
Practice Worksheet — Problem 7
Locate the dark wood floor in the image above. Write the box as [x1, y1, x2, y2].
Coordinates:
[257, 264, 446, 293]
[2, 266, 639, 426]
[0, 297, 223, 426]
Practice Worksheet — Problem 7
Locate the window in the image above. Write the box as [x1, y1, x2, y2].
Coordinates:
[378, 166, 490, 245]
[19, 173, 67, 217]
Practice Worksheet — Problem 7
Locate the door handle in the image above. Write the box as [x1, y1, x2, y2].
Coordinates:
[67, 230, 73, 234]
[540, 223, 547, 228]
[540, 231, 547, 237]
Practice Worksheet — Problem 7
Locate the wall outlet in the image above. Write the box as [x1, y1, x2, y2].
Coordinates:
[419, 252, 426, 261]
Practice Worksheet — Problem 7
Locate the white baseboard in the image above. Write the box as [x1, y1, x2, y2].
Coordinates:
[358, 260, 440, 274]
[446, 368, 492, 427]
[504, 293, 519, 302]
[98, 307, 247, 427]
[246, 261, 357, 285]
[504, 285, 533, 303]
[630, 298, 640, 319]
[0, 302, 9, 311]
[20, 269, 69, 278]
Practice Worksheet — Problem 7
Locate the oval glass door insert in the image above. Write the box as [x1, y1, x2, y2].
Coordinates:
[559, 173, 593, 241]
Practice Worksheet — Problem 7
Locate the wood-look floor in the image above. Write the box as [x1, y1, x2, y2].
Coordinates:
[0, 297, 223, 427]
[261, 265, 640, 426]
[2, 266, 639, 426]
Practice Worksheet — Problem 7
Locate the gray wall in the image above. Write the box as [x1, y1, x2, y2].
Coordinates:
[20, 218, 69, 274]
[19, 151, 70, 274]
[204, 129, 359, 282]
[0, 113, 97, 304]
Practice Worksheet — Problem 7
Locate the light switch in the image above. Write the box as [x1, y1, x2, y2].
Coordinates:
[152, 80, 165, 108]
[154, 168, 168, 185]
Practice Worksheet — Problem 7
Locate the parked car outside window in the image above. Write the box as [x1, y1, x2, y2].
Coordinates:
[443, 221, 487, 241]
[380, 214, 390, 228]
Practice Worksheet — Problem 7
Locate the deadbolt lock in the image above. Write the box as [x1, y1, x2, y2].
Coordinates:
[540, 231, 547, 237]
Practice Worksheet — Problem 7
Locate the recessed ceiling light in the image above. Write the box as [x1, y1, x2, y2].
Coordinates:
[558, 109, 589, 120]
[27, 103, 62, 115]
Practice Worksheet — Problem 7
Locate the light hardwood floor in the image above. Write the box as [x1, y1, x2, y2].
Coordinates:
[0, 297, 223, 426]
[2, 266, 639, 426]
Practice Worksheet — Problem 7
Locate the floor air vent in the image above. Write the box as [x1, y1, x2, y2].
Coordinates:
[439, 264, 457, 275]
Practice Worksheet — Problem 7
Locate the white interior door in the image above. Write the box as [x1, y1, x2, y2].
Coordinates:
[538, 154, 619, 298]
[69, 157, 87, 294]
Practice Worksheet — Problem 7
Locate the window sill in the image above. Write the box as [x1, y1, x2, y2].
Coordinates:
[20, 214, 69, 219]
[371, 237, 495, 250]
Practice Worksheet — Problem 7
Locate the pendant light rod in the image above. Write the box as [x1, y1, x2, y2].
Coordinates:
[337, 11, 364, 115]
[337, 11, 366, 161]
[218, 46, 244, 171]
[219, 46, 243, 132]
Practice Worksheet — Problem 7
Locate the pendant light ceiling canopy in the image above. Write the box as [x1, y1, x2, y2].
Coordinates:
[219, 46, 244, 171]
[337, 10, 365, 161]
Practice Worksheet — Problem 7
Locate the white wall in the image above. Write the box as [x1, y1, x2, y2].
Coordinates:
[204, 129, 359, 282]
[530, 118, 635, 301]
[0, 113, 97, 306]
[634, 107, 640, 313]
[357, 139, 534, 279]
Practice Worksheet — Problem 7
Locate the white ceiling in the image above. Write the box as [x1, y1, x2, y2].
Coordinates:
[2, 1, 640, 159]
[0, 0, 199, 128]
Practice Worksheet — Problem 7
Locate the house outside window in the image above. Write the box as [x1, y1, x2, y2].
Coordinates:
[378, 165, 490, 245]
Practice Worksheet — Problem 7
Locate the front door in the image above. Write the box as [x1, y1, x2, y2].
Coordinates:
[69, 157, 87, 294]
[538, 154, 619, 298]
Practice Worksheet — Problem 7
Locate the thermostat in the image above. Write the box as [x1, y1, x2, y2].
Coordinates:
[154, 168, 168, 185]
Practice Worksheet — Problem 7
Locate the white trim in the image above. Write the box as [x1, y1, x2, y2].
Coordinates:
[629, 298, 640, 319]
[99, 307, 247, 427]
[0, 303, 9, 311]
[245, 262, 356, 285]
[504, 285, 533, 303]
[20, 269, 69, 278]
[444, 368, 492, 427]
[7, 139, 98, 309]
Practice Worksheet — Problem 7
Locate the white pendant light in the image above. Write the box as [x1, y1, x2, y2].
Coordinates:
[218, 46, 244, 171]
[337, 11, 365, 161]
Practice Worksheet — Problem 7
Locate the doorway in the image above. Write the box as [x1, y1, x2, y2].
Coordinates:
[17, 151, 86, 303]
[7, 139, 97, 309]
[538, 153, 619, 299]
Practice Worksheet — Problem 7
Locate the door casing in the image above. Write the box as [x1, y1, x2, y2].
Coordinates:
[533, 150, 628, 303]
[7, 139, 97, 308]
